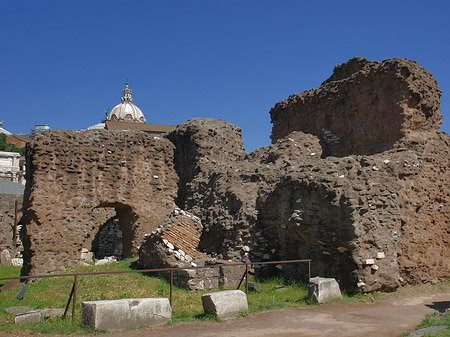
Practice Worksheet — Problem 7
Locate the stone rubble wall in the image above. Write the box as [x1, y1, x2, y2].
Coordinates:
[0, 193, 22, 254]
[270, 57, 442, 157]
[20, 130, 178, 276]
[94, 218, 123, 259]
[171, 58, 450, 292]
[396, 132, 450, 285]
[18, 57, 450, 294]
[165, 118, 245, 206]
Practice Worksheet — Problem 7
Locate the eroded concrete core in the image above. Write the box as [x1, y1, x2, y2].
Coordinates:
[168, 57, 450, 292]
[20, 130, 177, 276]
[20, 57, 450, 293]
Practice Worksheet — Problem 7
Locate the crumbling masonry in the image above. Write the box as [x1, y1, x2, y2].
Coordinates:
[20, 131, 177, 275]
[20, 57, 450, 292]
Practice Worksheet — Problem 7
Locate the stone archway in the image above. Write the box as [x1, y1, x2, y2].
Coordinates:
[92, 203, 137, 260]
[19, 129, 178, 276]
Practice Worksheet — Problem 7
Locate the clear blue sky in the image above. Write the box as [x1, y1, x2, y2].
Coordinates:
[1, 0, 449, 151]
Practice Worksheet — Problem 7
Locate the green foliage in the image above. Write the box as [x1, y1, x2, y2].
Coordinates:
[0, 134, 25, 156]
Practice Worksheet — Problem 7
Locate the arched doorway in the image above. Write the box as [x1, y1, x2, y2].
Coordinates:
[91, 203, 137, 260]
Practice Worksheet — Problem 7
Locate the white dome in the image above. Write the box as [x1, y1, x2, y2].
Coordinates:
[107, 83, 146, 123]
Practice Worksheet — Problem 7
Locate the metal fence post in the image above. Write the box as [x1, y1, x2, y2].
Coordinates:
[308, 260, 311, 280]
[245, 263, 249, 297]
[72, 274, 77, 324]
[170, 270, 173, 307]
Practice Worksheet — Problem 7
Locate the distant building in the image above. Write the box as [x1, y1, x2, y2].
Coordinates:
[31, 124, 50, 137]
[105, 120, 175, 134]
[0, 127, 11, 135]
[107, 82, 146, 123]
[87, 122, 105, 130]
[0, 151, 25, 184]
[6, 134, 30, 149]
[88, 82, 175, 135]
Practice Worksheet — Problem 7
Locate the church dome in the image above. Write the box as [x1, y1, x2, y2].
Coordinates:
[107, 83, 146, 123]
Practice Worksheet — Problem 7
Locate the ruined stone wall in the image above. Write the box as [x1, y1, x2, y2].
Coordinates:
[19, 57, 450, 293]
[180, 131, 404, 290]
[0, 193, 22, 254]
[21, 130, 178, 276]
[396, 132, 450, 285]
[270, 57, 442, 157]
[172, 58, 450, 292]
[166, 118, 245, 206]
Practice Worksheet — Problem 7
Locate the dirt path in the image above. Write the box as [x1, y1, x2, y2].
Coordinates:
[2, 289, 449, 337]
[106, 292, 450, 337]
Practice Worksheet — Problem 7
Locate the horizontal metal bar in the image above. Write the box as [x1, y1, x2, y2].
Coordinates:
[0, 259, 311, 281]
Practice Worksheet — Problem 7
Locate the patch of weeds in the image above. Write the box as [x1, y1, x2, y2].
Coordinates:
[0, 259, 384, 334]
[1, 316, 93, 335]
[244, 277, 310, 313]
[238, 310, 248, 318]
[193, 312, 222, 322]
[341, 289, 379, 304]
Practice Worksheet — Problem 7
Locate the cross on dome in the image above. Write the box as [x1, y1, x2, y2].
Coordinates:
[106, 82, 146, 123]
[121, 82, 133, 103]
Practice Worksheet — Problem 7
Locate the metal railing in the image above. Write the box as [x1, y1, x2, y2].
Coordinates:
[0, 259, 311, 324]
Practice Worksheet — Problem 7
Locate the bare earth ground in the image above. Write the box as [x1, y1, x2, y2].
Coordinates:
[106, 292, 450, 337]
[2, 285, 450, 337]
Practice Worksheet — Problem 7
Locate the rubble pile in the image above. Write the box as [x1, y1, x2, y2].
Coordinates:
[139, 208, 245, 290]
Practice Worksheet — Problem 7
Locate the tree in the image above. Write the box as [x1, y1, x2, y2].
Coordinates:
[0, 133, 25, 156]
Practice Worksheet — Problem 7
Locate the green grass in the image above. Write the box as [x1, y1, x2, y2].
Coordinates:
[0, 265, 20, 278]
[0, 258, 347, 335]
[404, 312, 450, 336]
[246, 277, 309, 312]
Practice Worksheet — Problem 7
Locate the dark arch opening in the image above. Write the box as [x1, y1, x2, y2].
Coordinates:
[91, 216, 122, 259]
[91, 202, 137, 260]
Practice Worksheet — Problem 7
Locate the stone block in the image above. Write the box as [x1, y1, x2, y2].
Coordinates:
[80, 251, 93, 262]
[13, 307, 65, 324]
[0, 280, 21, 292]
[201, 290, 248, 320]
[308, 277, 342, 303]
[1, 250, 11, 266]
[219, 265, 245, 288]
[410, 325, 447, 336]
[81, 298, 171, 331]
[41, 308, 65, 318]
[5, 306, 32, 314]
[15, 310, 41, 324]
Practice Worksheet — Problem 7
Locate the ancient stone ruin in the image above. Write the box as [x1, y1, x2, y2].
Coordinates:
[0, 181, 23, 256]
[139, 208, 244, 290]
[164, 57, 450, 292]
[20, 130, 177, 276]
[19, 57, 450, 293]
